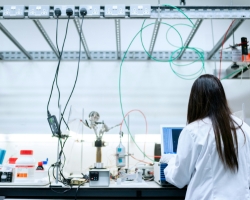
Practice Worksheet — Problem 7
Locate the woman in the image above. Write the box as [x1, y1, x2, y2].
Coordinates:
[164, 74, 250, 200]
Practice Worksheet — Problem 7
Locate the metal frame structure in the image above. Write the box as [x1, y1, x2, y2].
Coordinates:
[207, 19, 245, 60]
[178, 19, 202, 59]
[0, 5, 249, 61]
[148, 19, 161, 59]
[33, 19, 60, 59]
[73, 18, 91, 59]
[115, 19, 121, 59]
[0, 22, 33, 60]
[1, 6, 250, 19]
[0, 50, 234, 61]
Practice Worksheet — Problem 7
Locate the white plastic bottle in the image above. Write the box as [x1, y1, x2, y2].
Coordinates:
[15, 150, 36, 183]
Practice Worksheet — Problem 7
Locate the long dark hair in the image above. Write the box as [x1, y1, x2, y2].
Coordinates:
[187, 74, 243, 172]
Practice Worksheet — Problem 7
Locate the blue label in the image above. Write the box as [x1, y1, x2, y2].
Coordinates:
[118, 158, 122, 163]
[118, 148, 122, 152]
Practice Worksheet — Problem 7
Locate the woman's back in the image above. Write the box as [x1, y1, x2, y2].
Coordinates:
[164, 74, 250, 199]
[165, 116, 250, 200]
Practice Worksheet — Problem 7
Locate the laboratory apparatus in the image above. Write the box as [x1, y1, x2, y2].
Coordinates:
[225, 37, 250, 77]
[154, 125, 183, 186]
[81, 111, 119, 168]
[89, 169, 110, 187]
[15, 150, 36, 183]
[136, 165, 154, 179]
[116, 131, 126, 167]
[118, 168, 143, 182]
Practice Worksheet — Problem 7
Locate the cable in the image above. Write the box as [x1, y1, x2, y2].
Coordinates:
[55, 17, 61, 57]
[118, 4, 205, 163]
[140, 20, 205, 79]
[75, 181, 85, 200]
[119, 109, 148, 159]
[58, 16, 85, 130]
[55, 16, 69, 130]
[48, 164, 72, 194]
[49, 10, 86, 194]
[47, 16, 71, 131]
[221, 65, 249, 80]
[130, 155, 152, 165]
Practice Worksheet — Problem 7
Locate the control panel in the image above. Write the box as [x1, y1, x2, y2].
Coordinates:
[89, 171, 99, 181]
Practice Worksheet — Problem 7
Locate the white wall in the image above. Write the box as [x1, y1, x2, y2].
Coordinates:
[1, 61, 250, 174]
[1, 0, 250, 174]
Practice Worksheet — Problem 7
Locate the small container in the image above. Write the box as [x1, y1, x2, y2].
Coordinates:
[36, 162, 44, 170]
[0, 149, 6, 164]
[42, 158, 49, 171]
[35, 161, 47, 179]
[15, 150, 35, 183]
[9, 157, 18, 164]
[116, 143, 126, 167]
[117, 178, 121, 185]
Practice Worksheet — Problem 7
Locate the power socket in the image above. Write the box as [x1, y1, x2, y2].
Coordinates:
[80, 5, 100, 18]
[3, 5, 25, 19]
[104, 5, 125, 17]
[54, 5, 75, 18]
[28, 5, 50, 19]
[130, 4, 151, 18]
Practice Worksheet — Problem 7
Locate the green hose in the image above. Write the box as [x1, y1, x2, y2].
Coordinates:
[119, 4, 206, 163]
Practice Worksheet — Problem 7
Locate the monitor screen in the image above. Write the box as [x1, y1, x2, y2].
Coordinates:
[161, 126, 183, 155]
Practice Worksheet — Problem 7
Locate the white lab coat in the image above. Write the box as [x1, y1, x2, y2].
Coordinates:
[164, 116, 250, 200]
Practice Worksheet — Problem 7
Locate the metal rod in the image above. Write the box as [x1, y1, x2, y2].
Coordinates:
[115, 19, 121, 59]
[178, 19, 202, 59]
[148, 19, 161, 59]
[211, 19, 217, 76]
[0, 22, 32, 60]
[73, 18, 91, 59]
[0, 50, 236, 61]
[56, 138, 60, 184]
[33, 19, 59, 59]
[127, 115, 130, 169]
[56, 105, 62, 184]
[81, 108, 84, 172]
[207, 19, 244, 60]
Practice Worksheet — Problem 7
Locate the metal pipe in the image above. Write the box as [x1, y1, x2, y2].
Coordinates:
[127, 115, 130, 169]
[178, 19, 202, 59]
[207, 19, 244, 60]
[81, 108, 84, 172]
[0, 22, 32, 60]
[33, 19, 59, 59]
[115, 19, 121, 59]
[148, 19, 161, 59]
[73, 18, 91, 59]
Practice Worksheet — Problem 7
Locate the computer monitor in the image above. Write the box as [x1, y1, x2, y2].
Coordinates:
[160, 125, 184, 155]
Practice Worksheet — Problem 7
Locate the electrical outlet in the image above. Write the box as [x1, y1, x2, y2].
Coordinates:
[3, 5, 25, 19]
[80, 5, 100, 18]
[54, 5, 75, 18]
[130, 4, 151, 17]
[28, 5, 50, 19]
[104, 5, 125, 17]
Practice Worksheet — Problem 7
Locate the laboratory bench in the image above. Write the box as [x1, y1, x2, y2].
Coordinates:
[0, 181, 186, 199]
